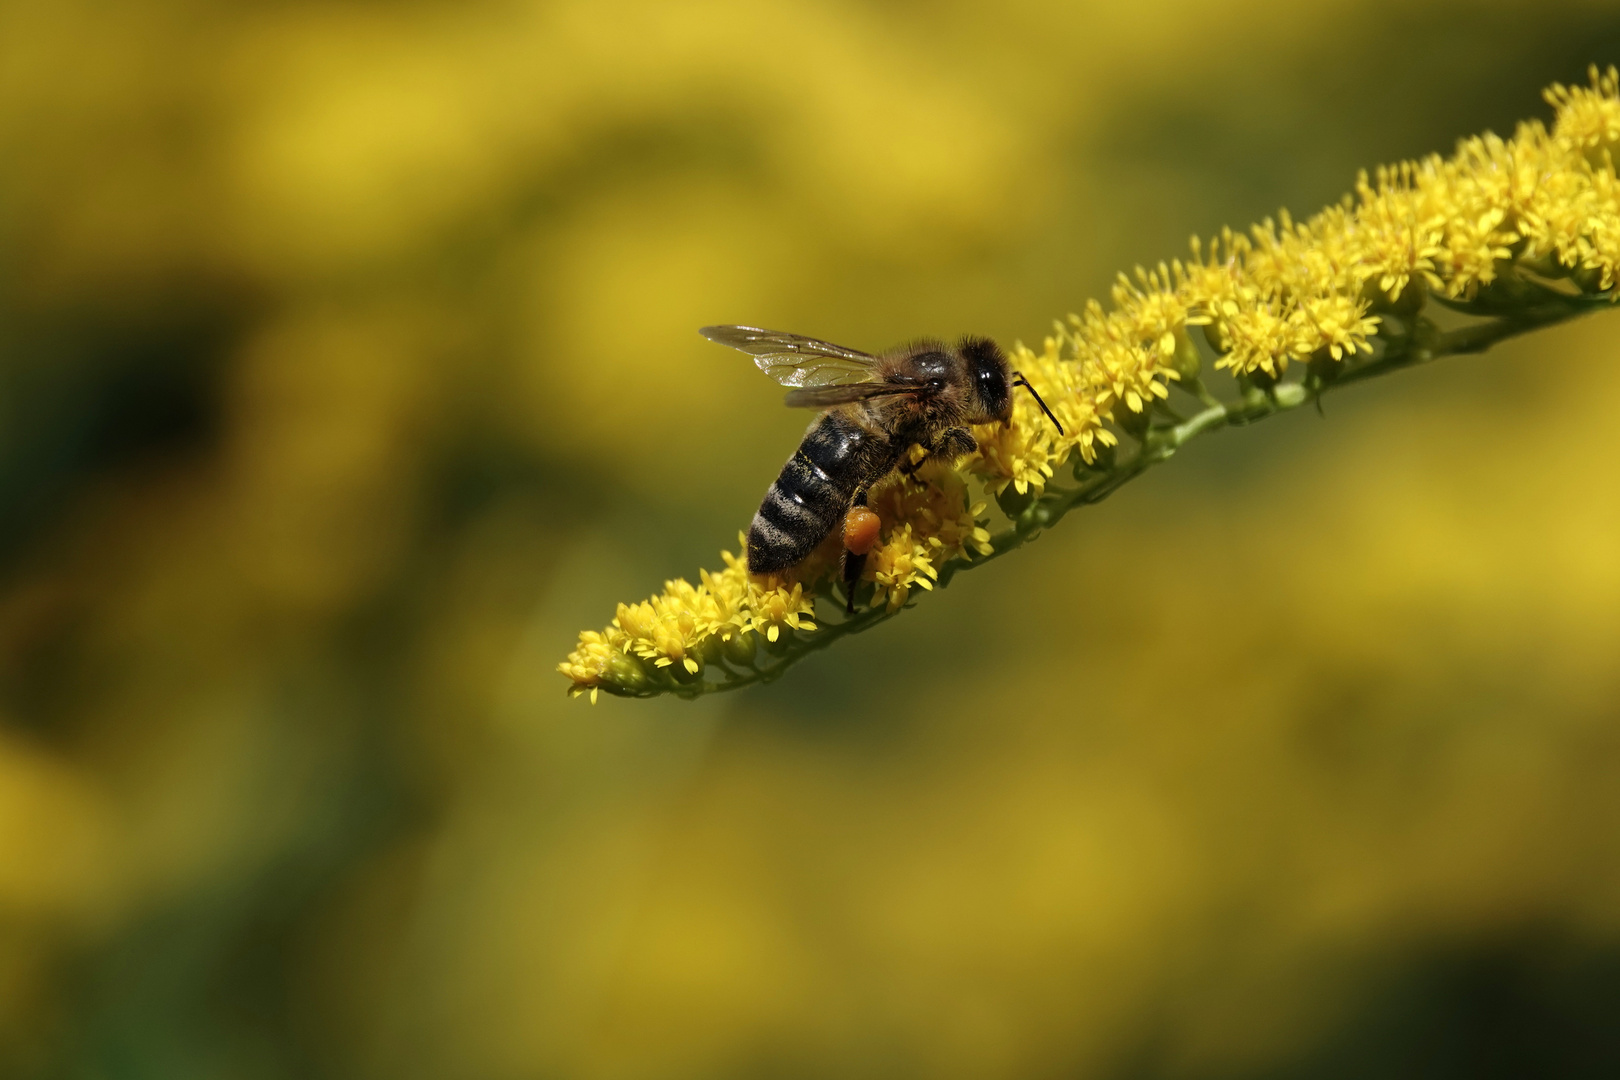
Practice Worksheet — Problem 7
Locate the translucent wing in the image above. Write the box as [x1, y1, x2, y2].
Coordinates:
[699, 325, 880, 387]
[781, 382, 928, 409]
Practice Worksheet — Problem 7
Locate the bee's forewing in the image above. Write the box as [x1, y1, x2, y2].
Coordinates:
[699, 325, 880, 387]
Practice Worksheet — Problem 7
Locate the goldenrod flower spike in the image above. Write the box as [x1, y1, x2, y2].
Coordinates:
[560, 67, 1620, 702]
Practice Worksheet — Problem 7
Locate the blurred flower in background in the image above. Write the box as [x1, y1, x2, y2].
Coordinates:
[2, 0, 1620, 1077]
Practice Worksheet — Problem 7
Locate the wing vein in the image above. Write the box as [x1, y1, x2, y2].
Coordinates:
[700, 324, 881, 388]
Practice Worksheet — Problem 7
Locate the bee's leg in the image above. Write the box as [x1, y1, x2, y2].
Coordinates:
[898, 428, 979, 484]
[933, 426, 978, 460]
[842, 490, 871, 615]
[896, 443, 931, 482]
[841, 549, 867, 614]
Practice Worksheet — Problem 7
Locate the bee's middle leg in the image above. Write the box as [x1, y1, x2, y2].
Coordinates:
[897, 449, 928, 483]
[898, 428, 979, 481]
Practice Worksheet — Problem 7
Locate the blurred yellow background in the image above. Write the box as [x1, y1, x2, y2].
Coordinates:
[2, 0, 1620, 1076]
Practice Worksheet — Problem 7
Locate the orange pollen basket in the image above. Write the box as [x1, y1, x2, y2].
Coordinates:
[842, 508, 882, 555]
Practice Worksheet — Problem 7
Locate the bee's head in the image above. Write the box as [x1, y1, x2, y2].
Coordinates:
[960, 336, 1065, 436]
[960, 336, 1013, 423]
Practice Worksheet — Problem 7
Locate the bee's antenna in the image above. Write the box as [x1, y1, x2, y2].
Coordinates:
[1011, 372, 1065, 436]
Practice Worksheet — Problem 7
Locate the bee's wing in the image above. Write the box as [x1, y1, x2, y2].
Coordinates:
[699, 325, 880, 387]
[781, 382, 929, 409]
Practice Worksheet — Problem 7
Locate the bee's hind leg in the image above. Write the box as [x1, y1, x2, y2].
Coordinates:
[840, 488, 876, 615]
[841, 548, 867, 615]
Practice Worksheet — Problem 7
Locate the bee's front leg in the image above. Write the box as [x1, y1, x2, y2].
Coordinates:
[932, 427, 978, 460]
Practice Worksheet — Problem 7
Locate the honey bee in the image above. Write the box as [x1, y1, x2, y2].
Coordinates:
[700, 325, 1064, 612]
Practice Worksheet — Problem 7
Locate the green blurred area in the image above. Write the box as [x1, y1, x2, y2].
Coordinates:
[2, 0, 1620, 1076]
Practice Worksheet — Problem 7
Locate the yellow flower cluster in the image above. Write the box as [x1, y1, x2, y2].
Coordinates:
[971, 334, 1117, 497]
[561, 67, 1620, 699]
[557, 538, 819, 701]
[865, 464, 995, 610]
[967, 66, 1620, 498]
[558, 464, 993, 697]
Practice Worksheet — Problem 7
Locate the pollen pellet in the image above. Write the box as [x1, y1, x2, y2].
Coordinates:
[843, 508, 881, 555]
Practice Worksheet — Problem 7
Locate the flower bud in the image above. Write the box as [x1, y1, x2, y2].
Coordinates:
[1112, 400, 1152, 440]
[1573, 264, 1609, 294]
[1364, 275, 1426, 316]
[1305, 349, 1344, 391]
[1165, 326, 1202, 380]
[723, 630, 756, 667]
[997, 484, 1035, 519]
[1076, 439, 1116, 475]
[1242, 366, 1279, 394]
[608, 652, 651, 691]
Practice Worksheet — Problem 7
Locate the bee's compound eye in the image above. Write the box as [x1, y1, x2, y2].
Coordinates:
[974, 363, 1010, 417]
[842, 507, 882, 555]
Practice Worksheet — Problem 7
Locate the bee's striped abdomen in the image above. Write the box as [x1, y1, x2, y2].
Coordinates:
[748, 412, 871, 573]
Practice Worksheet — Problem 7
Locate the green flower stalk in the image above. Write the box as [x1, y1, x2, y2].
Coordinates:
[561, 67, 1620, 702]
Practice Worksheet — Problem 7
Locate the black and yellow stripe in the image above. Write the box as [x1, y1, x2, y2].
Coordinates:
[747, 412, 874, 573]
